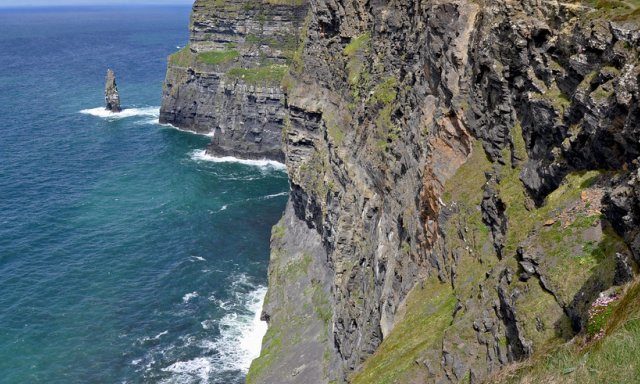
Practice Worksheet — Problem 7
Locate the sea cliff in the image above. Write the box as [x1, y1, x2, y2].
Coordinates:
[160, 0, 307, 161]
[162, 1, 640, 383]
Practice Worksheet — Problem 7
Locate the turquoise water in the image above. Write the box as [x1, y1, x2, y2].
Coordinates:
[0, 7, 288, 383]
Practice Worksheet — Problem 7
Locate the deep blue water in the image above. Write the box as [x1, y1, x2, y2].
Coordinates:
[0, 7, 288, 384]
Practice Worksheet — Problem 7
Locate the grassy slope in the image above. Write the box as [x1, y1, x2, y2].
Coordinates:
[492, 279, 640, 384]
[352, 119, 633, 382]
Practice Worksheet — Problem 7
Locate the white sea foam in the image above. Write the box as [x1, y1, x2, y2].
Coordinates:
[238, 287, 269, 365]
[154, 330, 169, 339]
[259, 192, 289, 200]
[189, 256, 206, 262]
[207, 294, 230, 310]
[182, 291, 199, 303]
[190, 150, 287, 170]
[162, 123, 215, 137]
[80, 106, 160, 119]
[200, 320, 215, 330]
[135, 117, 170, 126]
[160, 285, 268, 382]
[161, 357, 212, 382]
[138, 330, 169, 344]
[206, 286, 268, 372]
[145, 274, 269, 384]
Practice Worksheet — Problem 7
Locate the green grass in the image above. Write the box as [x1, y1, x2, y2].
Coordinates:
[327, 123, 346, 145]
[583, 0, 640, 21]
[370, 76, 397, 106]
[310, 281, 332, 325]
[529, 82, 571, 112]
[272, 218, 286, 240]
[197, 49, 240, 65]
[492, 279, 640, 384]
[247, 239, 315, 383]
[283, 252, 312, 279]
[351, 141, 494, 384]
[168, 45, 193, 67]
[586, 302, 617, 338]
[350, 279, 457, 384]
[344, 33, 372, 87]
[246, 320, 284, 384]
[343, 32, 371, 57]
[227, 64, 287, 85]
[353, 119, 633, 383]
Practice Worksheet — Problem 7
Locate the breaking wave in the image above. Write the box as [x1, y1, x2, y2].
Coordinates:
[80, 106, 160, 119]
[135, 276, 268, 383]
[190, 150, 286, 171]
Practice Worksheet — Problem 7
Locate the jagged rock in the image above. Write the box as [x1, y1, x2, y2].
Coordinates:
[614, 252, 635, 285]
[604, 170, 640, 264]
[497, 284, 532, 361]
[105, 69, 121, 112]
[481, 179, 508, 260]
[519, 261, 536, 275]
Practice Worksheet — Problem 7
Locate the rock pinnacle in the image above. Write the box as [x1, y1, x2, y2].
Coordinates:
[105, 69, 121, 112]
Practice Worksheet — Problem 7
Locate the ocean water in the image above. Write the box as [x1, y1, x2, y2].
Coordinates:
[0, 6, 288, 384]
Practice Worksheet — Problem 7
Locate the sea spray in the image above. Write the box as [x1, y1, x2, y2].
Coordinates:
[190, 150, 287, 171]
[80, 106, 160, 119]
[161, 284, 268, 382]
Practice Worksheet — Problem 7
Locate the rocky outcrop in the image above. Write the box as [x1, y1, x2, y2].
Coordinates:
[159, 0, 308, 161]
[247, 1, 640, 383]
[105, 69, 121, 112]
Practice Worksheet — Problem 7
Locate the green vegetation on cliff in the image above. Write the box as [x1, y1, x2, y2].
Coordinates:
[197, 49, 240, 65]
[227, 64, 287, 85]
[493, 278, 640, 384]
[351, 120, 633, 383]
[351, 279, 457, 384]
[168, 45, 193, 67]
[585, 0, 640, 20]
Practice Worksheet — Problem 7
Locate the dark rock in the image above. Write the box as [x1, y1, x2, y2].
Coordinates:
[497, 284, 532, 361]
[105, 69, 121, 112]
[159, 0, 308, 161]
[614, 252, 634, 285]
[481, 180, 508, 260]
[519, 261, 536, 275]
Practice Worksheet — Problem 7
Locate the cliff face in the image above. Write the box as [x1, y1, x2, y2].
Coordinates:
[160, 0, 307, 161]
[248, 1, 640, 383]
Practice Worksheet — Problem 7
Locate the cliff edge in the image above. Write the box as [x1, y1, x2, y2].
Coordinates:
[160, 0, 308, 161]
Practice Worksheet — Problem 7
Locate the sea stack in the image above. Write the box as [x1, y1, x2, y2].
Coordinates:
[105, 69, 121, 112]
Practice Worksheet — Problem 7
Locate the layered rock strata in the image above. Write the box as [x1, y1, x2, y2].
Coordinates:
[160, 0, 308, 161]
[247, 1, 640, 383]
[105, 68, 121, 112]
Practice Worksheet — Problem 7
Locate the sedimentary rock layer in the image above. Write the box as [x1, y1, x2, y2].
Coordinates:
[248, 1, 640, 383]
[160, 0, 308, 161]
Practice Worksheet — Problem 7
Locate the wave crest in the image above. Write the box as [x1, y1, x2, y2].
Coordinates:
[190, 150, 287, 170]
[79, 106, 160, 119]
